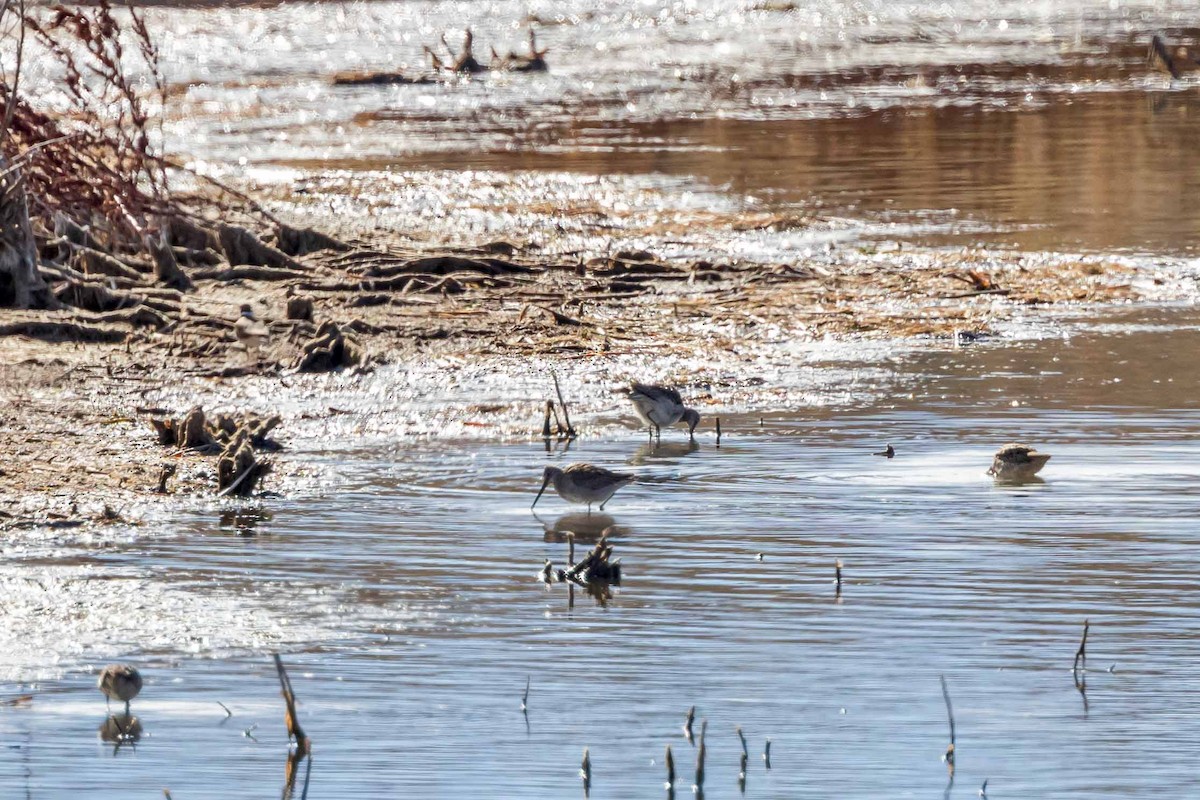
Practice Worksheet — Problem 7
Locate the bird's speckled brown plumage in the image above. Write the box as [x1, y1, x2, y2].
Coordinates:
[988, 443, 1051, 480]
[533, 463, 635, 511]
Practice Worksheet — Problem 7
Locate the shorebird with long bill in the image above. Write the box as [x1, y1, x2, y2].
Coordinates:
[98, 663, 143, 716]
[532, 464, 635, 513]
[627, 383, 700, 440]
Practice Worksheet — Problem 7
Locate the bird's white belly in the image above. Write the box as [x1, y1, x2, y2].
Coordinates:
[633, 398, 683, 428]
[558, 482, 616, 505]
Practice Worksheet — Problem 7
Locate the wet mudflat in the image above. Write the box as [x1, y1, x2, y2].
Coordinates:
[4, 307, 1200, 798]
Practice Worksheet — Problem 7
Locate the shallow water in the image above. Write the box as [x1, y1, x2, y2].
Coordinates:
[5, 306, 1200, 797]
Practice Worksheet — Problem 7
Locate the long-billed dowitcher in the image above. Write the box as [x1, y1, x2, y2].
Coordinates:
[532, 464, 635, 513]
[627, 383, 700, 440]
[988, 443, 1051, 481]
[98, 663, 143, 716]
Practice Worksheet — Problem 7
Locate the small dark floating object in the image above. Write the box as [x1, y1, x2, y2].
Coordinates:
[874, 444, 894, 458]
[332, 71, 438, 86]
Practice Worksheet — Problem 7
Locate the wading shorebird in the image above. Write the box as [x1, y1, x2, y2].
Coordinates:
[234, 304, 269, 360]
[98, 663, 143, 716]
[532, 464, 635, 513]
[988, 443, 1051, 481]
[627, 383, 700, 441]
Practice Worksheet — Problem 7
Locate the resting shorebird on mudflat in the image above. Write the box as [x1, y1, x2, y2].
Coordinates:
[234, 304, 269, 359]
[988, 443, 1051, 481]
[532, 464, 635, 513]
[627, 383, 700, 441]
[97, 663, 143, 716]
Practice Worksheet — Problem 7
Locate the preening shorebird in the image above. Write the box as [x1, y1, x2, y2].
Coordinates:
[97, 663, 143, 716]
[234, 304, 269, 359]
[533, 464, 635, 513]
[627, 383, 700, 440]
[988, 443, 1051, 481]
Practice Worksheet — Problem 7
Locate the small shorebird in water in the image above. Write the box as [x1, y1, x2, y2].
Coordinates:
[988, 443, 1051, 481]
[874, 444, 895, 458]
[533, 464, 635, 513]
[98, 663, 143, 716]
[627, 383, 700, 440]
[234, 304, 269, 360]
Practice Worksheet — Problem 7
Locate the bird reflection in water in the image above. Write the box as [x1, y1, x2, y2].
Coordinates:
[219, 507, 273, 536]
[628, 437, 700, 465]
[98, 713, 142, 754]
[536, 511, 625, 542]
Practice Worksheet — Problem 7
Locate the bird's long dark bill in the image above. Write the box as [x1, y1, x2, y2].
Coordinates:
[532, 476, 551, 509]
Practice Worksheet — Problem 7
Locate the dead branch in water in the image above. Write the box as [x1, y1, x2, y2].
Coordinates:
[693, 718, 707, 791]
[273, 652, 309, 753]
[940, 675, 955, 772]
[1073, 619, 1089, 675]
[580, 747, 591, 795]
[550, 370, 577, 438]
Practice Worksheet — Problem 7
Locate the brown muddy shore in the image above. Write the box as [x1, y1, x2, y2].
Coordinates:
[2, 217, 1191, 530]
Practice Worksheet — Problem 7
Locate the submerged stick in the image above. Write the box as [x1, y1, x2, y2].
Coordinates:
[273, 654, 308, 752]
[694, 719, 707, 791]
[665, 744, 675, 788]
[940, 674, 955, 770]
[1073, 619, 1089, 674]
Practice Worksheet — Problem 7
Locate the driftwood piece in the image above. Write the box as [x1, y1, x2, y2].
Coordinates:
[286, 294, 315, 320]
[149, 407, 281, 452]
[55, 281, 180, 317]
[192, 265, 309, 282]
[146, 231, 194, 291]
[75, 247, 146, 282]
[217, 223, 302, 270]
[294, 320, 367, 372]
[491, 29, 549, 72]
[362, 254, 532, 278]
[166, 217, 220, 251]
[276, 224, 351, 257]
[1, 159, 57, 309]
[217, 429, 271, 496]
[563, 536, 621, 584]
[0, 319, 126, 342]
[53, 211, 104, 255]
[331, 70, 438, 86]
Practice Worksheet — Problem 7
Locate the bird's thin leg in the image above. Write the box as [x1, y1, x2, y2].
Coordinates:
[600, 498, 607, 511]
[655, 424, 661, 441]
[124, 700, 131, 718]
[587, 503, 592, 516]
[105, 696, 111, 714]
